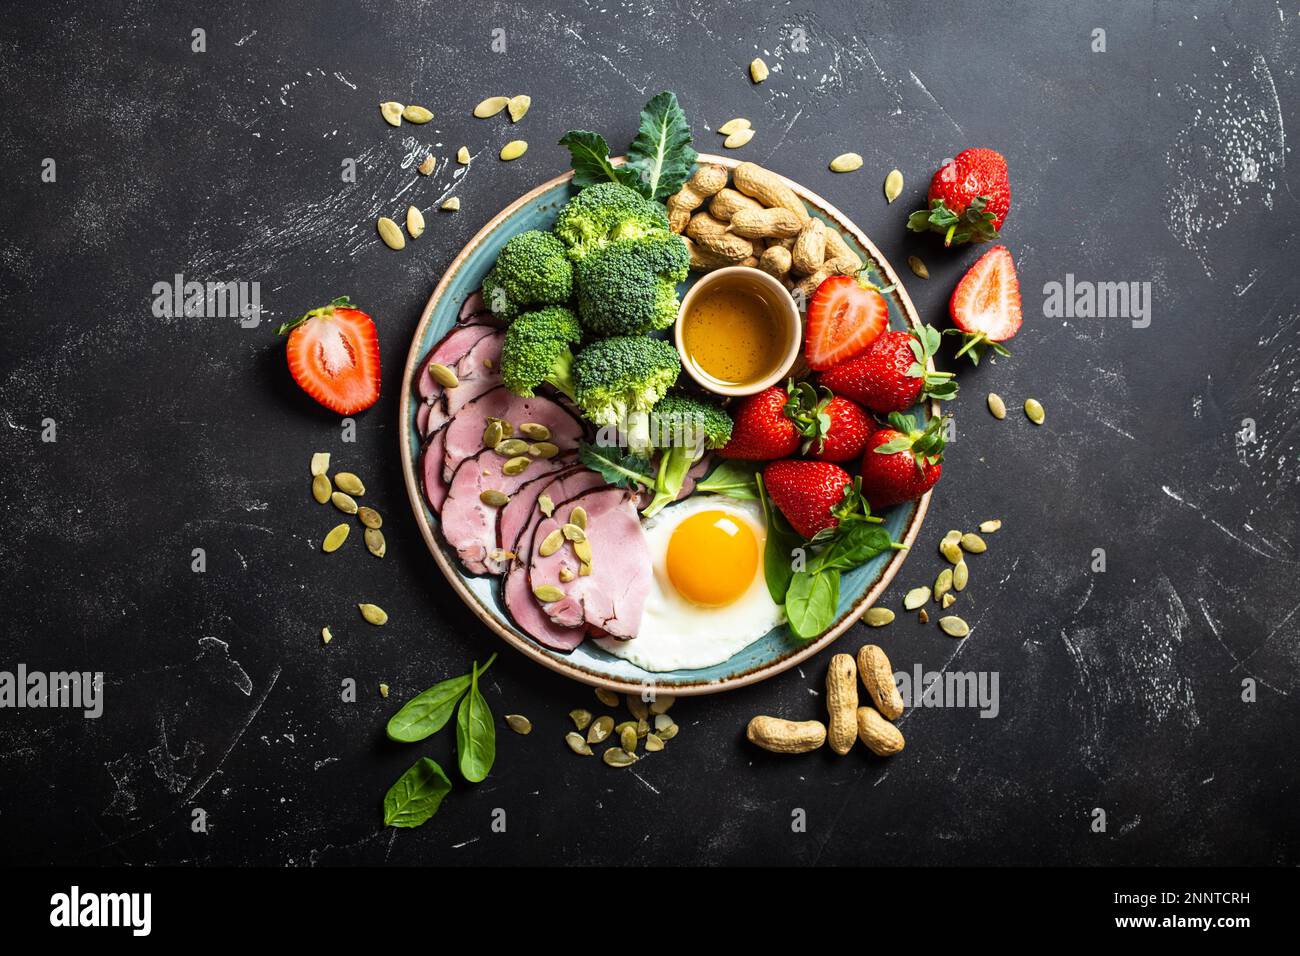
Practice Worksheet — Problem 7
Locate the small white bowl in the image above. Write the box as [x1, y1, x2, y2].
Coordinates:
[674, 266, 802, 397]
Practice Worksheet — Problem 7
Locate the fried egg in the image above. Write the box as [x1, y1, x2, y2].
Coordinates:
[594, 495, 784, 671]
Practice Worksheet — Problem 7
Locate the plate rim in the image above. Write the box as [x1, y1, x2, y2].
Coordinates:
[398, 154, 932, 696]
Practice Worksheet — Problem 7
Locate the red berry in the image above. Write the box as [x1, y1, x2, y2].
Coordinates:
[804, 275, 889, 370]
[720, 387, 800, 460]
[763, 460, 853, 539]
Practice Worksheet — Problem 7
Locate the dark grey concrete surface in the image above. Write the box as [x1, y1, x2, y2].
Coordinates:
[1, 0, 1297, 865]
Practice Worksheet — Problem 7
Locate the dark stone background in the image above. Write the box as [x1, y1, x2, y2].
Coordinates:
[1, 0, 1297, 866]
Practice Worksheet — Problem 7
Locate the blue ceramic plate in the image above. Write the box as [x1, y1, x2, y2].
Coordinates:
[399, 155, 932, 695]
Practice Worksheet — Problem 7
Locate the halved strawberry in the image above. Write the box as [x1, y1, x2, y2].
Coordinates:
[947, 245, 1022, 365]
[804, 275, 889, 370]
[277, 297, 381, 414]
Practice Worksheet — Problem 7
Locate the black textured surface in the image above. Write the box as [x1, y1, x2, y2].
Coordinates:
[1, 0, 1297, 866]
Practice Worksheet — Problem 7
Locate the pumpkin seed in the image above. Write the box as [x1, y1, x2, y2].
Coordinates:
[569, 709, 593, 731]
[939, 615, 970, 638]
[479, 489, 510, 507]
[499, 140, 528, 161]
[505, 714, 532, 735]
[904, 586, 931, 610]
[428, 362, 459, 388]
[335, 473, 365, 495]
[940, 531, 963, 563]
[717, 117, 750, 135]
[934, 568, 954, 600]
[331, 491, 358, 514]
[979, 519, 1002, 533]
[960, 532, 987, 554]
[1024, 398, 1045, 425]
[364, 527, 386, 558]
[379, 101, 404, 126]
[311, 473, 332, 504]
[907, 255, 929, 279]
[519, 422, 551, 441]
[653, 714, 678, 740]
[488, 549, 514, 564]
[942, 592, 956, 608]
[987, 393, 1007, 419]
[865, 607, 895, 627]
[626, 695, 649, 721]
[530, 441, 559, 459]
[473, 96, 509, 118]
[380, 683, 390, 698]
[377, 216, 405, 250]
[457, 146, 470, 164]
[494, 438, 530, 456]
[724, 128, 755, 149]
[537, 494, 555, 517]
[482, 420, 504, 449]
[503, 456, 531, 476]
[586, 715, 614, 744]
[570, 506, 587, 530]
[417, 154, 435, 176]
[884, 168, 904, 203]
[402, 104, 433, 124]
[538, 529, 564, 557]
[749, 57, 769, 83]
[559, 567, 575, 583]
[649, 694, 674, 715]
[507, 94, 531, 122]
[953, 559, 969, 592]
[358, 506, 382, 529]
[573, 539, 593, 564]
[918, 609, 929, 624]
[561, 523, 586, 543]
[322, 524, 350, 553]
[595, 688, 619, 707]
[565, 732, 593, 756]
[579, 561, 593, 577]
[321, 626, 333, 644]
[533, 583, 565, 603]
[645, 733, 665, 752]
[358, 603, 388, 626]
[619, 725, 638, 753]
[406, 205, 425, 239]
[829, 152, 863, 173]
[310, 452, 330, 476]
[603, 747, 638, 768]
[440, 197, 460, 211]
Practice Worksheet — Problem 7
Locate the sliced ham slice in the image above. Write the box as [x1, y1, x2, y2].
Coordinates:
[503, 469, 607, 651]
[416, 324, 494, 401]
[441, 448, 570, 575]
[435, 330, 505, 433]
[442, 387, 584, 483]
[458, 289, 486, 321]
[420, 430, 450, 514]
[528, 487, 650, 639]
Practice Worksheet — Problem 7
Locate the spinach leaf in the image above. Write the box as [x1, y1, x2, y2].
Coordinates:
[785, 569, 840, 639]
[557, 130, 641, 191]
[697, 459, 760, 500]
[383, 757, 452, 828]
[757, 474, 802, 605]
[386, 653, 496, 742]
[625, 91, 697, 201]
[456, 660, 496, 783]
[815, 523, 895, 573]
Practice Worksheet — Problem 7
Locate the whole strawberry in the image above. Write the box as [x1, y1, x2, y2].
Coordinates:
[820, 325, 957, 414]
[719, 386, 801, 460]
[859, 413, 947, 509]
[907, 148, 1010, 246]
[811, 397, 871, 462]
[762, 460, 854, 539]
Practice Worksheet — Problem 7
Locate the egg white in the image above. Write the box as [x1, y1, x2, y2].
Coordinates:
[594, 495, 785, 672]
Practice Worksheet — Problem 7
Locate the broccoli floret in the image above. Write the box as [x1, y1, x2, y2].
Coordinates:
[574, 236, 689, 336]
[481, 230, 573, 321]
[553, 183, 672, 262]
[499, 306, 581, 399]
[572, 336, 681, 453]
[641, 395, 734, 516]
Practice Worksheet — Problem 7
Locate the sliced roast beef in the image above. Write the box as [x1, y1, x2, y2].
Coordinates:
[528, 487, 650, 640]
[416, 324, 494, 401]
[442, 386, 584, 483]
[441, 448, 570, 575]
[503, 469, 607, 651]
[420, 430, 450, 514]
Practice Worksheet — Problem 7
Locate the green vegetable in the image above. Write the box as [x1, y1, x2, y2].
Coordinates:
[558, 130, 643, 192]
[572, 336, 681, 453]
[578, 440, 654, 489]
[481, 230, 573, 321]
[574, 235, 689, 336]
[696, 459, 760, 500]
[559, 91, 696, 202]
[553, 182, 673, 263]
[757, 473, 801, 605]
[785, 568, 840, 639]
[383, 757, 453, 828]
[499, 306, 581, 399]
[385, 653, 496, 742]
[455, 660, 496, 783]
[640, 395, 733, 517]
[813, 523, 895, 574]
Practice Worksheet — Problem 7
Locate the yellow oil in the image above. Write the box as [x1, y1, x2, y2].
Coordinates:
[682, 279, 785, 387]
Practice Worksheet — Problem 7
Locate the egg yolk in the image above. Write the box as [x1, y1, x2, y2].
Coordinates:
[666, 510, 759, 607]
